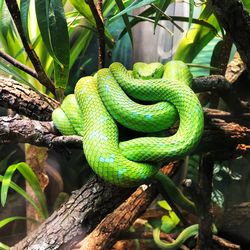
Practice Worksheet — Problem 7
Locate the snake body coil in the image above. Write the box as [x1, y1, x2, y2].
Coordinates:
[52, 61, 204, 187]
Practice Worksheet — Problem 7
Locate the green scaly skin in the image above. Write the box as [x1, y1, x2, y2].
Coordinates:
[153, 224, 199, 250]
[52, 60, 203, 211]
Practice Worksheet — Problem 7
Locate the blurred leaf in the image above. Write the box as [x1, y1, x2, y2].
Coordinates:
[20, 0, 31, 43]
[153, 0, 172, 32]
[0, 216, 28, 229]
[0, 242, 9, 250]
[0, 174, 44, 217]
[0, 162, 48, 218]
[161, 215, 176, 233]
[174, 3, 220, 63]
[115, 0, 133, 45]
[0, 61, 33, 86]
[158, 200, 172, 211]
[110, 0, 158, 22]
[70, 29, 93, 68]
[188, 0, 194, 28]
[69, 0, 95, 25]
[242, 0, 250, 13]
[35, 0, 69, 88]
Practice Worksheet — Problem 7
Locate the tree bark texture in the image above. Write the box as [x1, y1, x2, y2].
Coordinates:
[78, 185, 157, 250]
[0, 76, 58, 120]
[11, 175, 133, 250]
[208, 0, 250, 75]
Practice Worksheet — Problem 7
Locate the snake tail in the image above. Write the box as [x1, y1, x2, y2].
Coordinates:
[153, 224, 198, 250]
[154, 171, 196, 214]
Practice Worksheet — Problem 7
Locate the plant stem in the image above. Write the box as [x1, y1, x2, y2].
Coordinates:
[0, 49, 38, 79]
[86, 0, 105, 69]
[5, 0, 55, 95]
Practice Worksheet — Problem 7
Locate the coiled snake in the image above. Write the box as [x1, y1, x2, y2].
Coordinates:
[52, 61, 204, 248]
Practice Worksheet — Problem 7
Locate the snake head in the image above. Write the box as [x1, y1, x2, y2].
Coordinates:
[133, 62, 164, 80]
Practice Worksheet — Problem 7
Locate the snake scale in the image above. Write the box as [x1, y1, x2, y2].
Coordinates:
[52, 61, 204, 249]
[53, 60, 203, 187]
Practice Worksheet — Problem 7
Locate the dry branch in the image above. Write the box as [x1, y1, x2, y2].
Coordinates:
[77, 185, 157, 250]
[0, 76, 59, 120]
[208, 0, 250, 75]
[11, 175, 133, 250]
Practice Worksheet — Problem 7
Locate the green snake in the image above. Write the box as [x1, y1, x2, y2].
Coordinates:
[52, 60, 203, 201]
[52, 60, 204, 249]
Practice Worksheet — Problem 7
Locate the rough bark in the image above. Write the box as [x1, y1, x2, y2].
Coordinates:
[208, 0, 250, 75]
[11, 175, 133, 250]
[0, 76, 59, 120]
[77, 185, 157, 250]
[219, 202, 250, 244]
[0, 113, 249, 159]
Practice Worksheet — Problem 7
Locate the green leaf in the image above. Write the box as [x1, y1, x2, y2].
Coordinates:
[161, 215, 176, 233]
[188, 0, 194, 28]
[0, 175, 44, 218]
[110, 0, 158, 22]
[20, 0, 31, 43]
[69, 0, 95, 25]
[174, 3, 220, 63]
[0, 61, 33, 86]
[0, 242, 9, 250]
[242, 0, 250, 13]
[0, 216, 28, 229]
[35, 0, 69, 88]
[153, 0, 172, 32]
[0, 163, 48, 218]
[158, 200, 172, 211]
[115, 0, 133, 45]
[70, 29, 93, 68]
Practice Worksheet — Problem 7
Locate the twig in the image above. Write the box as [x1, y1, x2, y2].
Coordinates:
[212, 235, 240, 249]
[5, 0, 55, 95]
[86, 0, 105, 68]
[0, 49, 38, 79]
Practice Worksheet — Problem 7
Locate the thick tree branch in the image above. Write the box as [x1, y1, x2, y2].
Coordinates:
[208, 0, 250, 75]
[0, 111, 249, 160]
[0, 76, 59, 120]
[192, 75, 250, 114]
[5, 0, 55, 94]
[77, 185, 157, 250]
[11, 175, 133, 250]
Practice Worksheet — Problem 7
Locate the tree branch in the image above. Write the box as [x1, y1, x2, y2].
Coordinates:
[11, 175, 133, 250]
[208, 0, 250, 75]
[192, 75, 250, 114]
[77, 184, 157, 250]
[0, 50, 39, 79]
[0, 76, 59, 120]
[86, 0, 105, 68]
[5, 0, 55, 95]
[0, 112, 249, 159]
